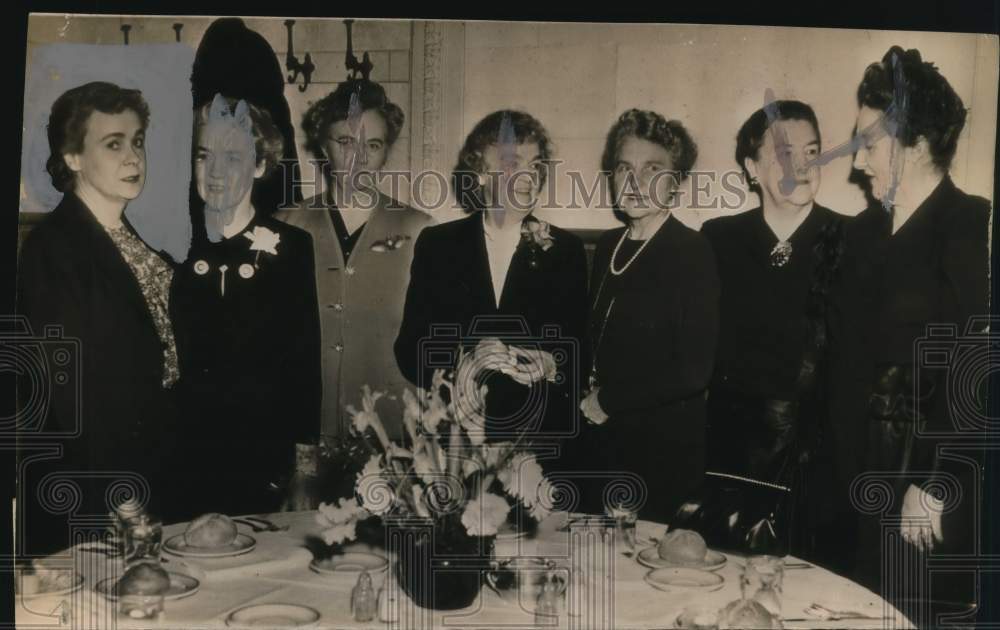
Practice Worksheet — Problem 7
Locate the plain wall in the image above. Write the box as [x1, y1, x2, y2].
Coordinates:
[23, 16, 998, 232]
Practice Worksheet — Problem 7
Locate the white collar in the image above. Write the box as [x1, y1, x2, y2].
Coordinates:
[482, 212, 524, 242]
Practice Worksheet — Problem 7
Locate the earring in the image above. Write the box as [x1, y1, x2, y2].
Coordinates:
[477, 174, 486, 186]
[749, 176, 759, 186]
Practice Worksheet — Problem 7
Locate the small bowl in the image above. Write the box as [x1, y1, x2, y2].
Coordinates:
[644, 567, 724, 593]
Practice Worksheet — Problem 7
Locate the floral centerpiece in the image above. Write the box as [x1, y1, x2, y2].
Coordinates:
[315, 338, 559, 609]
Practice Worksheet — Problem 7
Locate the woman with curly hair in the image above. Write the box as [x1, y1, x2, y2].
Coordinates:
[18, 81, 181, 552]
[829, 47, 989, 601]
[395, 110, 588, 455]
[581, 109, 719, 522]
[171, 95, 321, 517]
[278, 78, 433, 444]
[700, 100, 847, 557]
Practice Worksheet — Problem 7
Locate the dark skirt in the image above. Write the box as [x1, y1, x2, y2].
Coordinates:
[705, 388, 832, 559]
[574, 398, 706, 524]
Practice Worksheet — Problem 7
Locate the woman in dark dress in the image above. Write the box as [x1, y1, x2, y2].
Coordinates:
[700, 100, 846, 556]
[581, 109, 719, 523]
[17, 82, 180, 553]
[171, 95, 321, 518]
[828, 47, 989, 605]
[394, 110, 588, 463]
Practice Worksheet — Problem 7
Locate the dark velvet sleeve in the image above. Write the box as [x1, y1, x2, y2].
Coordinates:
[16, 232, 88, 441]
[913, 200, 990, 481]
[597, 237, 720, 416]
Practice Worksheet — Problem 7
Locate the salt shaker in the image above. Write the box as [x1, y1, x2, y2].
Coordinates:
[351, 570, 377, 622]
[534, 575, 561, 626]
[378, 573, 398, 623]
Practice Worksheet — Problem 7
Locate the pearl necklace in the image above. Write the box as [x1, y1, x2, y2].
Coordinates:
[610, 228, 654, 276]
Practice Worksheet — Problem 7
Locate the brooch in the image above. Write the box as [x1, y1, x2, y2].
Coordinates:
[519, 219, 555, 269]
[370, 235, 411, 252]
[769, 240, 793, 267]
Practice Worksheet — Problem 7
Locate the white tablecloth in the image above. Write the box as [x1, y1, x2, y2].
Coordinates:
[15, 511, 913, 629]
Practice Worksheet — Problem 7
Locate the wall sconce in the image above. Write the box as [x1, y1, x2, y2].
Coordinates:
[173, 23, 184, 43]
[120, 24, 131, 45]
[283, 20, 314, 93]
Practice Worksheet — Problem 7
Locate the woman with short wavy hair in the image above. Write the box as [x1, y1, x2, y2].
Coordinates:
[171, 94, 321, 517]
[700, 100, 847, 558]
[396, 109, 588, 459]
[18, 81, 180, 553]
[580, 109, 719, 522]
[279, 78, 432, 444]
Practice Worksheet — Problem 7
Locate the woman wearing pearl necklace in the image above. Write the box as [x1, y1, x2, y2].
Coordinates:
[580, 109, 719, 523]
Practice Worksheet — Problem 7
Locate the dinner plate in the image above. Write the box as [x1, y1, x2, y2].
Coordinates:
[637, 546, 727, 571]
[644, 568, 724, 593]
[309, 552, 388, 574]
[225, 603, 320, 627]
[163, 533, 256, 558]
[94, 572, 200, 601]
[17, 571, 84, 599]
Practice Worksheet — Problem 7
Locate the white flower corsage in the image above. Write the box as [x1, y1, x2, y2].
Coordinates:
[370, 234, 412, 252]
[244, 226, 281, 267]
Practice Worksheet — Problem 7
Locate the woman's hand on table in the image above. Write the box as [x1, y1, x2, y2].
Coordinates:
[580, 389, 609, 425]
[900, 483, 943, 552]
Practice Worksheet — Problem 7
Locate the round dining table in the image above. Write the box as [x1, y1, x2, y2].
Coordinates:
[15, 510, 913, 629]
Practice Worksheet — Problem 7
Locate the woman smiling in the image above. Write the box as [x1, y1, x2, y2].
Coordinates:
[170, 95, 321, 517]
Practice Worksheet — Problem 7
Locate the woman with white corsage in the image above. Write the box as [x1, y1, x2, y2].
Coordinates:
[171, 95, 321, 518]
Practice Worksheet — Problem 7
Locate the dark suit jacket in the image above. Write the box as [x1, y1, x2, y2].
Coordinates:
[170, 212, 321, 517]
[394, 213, 589, 442]
[587, 215, 720, 521]
[828, 176, 990, 495]
[17, 192, 180, 552]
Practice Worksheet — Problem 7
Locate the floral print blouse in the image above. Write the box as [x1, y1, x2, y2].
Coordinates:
[103, 223, 180, 388]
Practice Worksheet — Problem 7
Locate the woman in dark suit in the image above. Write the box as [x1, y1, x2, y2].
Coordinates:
[829, 47, 989, 603]
[581, 109, 719, 523]
[17, 82, 180, 553]
[394, 110, 588, 461]
[700, 100, 846, 557]
[170, 95, 321, 518]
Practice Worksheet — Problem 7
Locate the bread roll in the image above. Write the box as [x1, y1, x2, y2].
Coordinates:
[116, 563, 171, 596]
[184, 513, 238, 548]
[719, 599, 781, 629]
[657, 529, 708, 565]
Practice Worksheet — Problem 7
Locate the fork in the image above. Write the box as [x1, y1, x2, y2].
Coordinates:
[241, 516, 289, 532]
[231, 518, 271, 533]
[803, 603, 886, 621]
